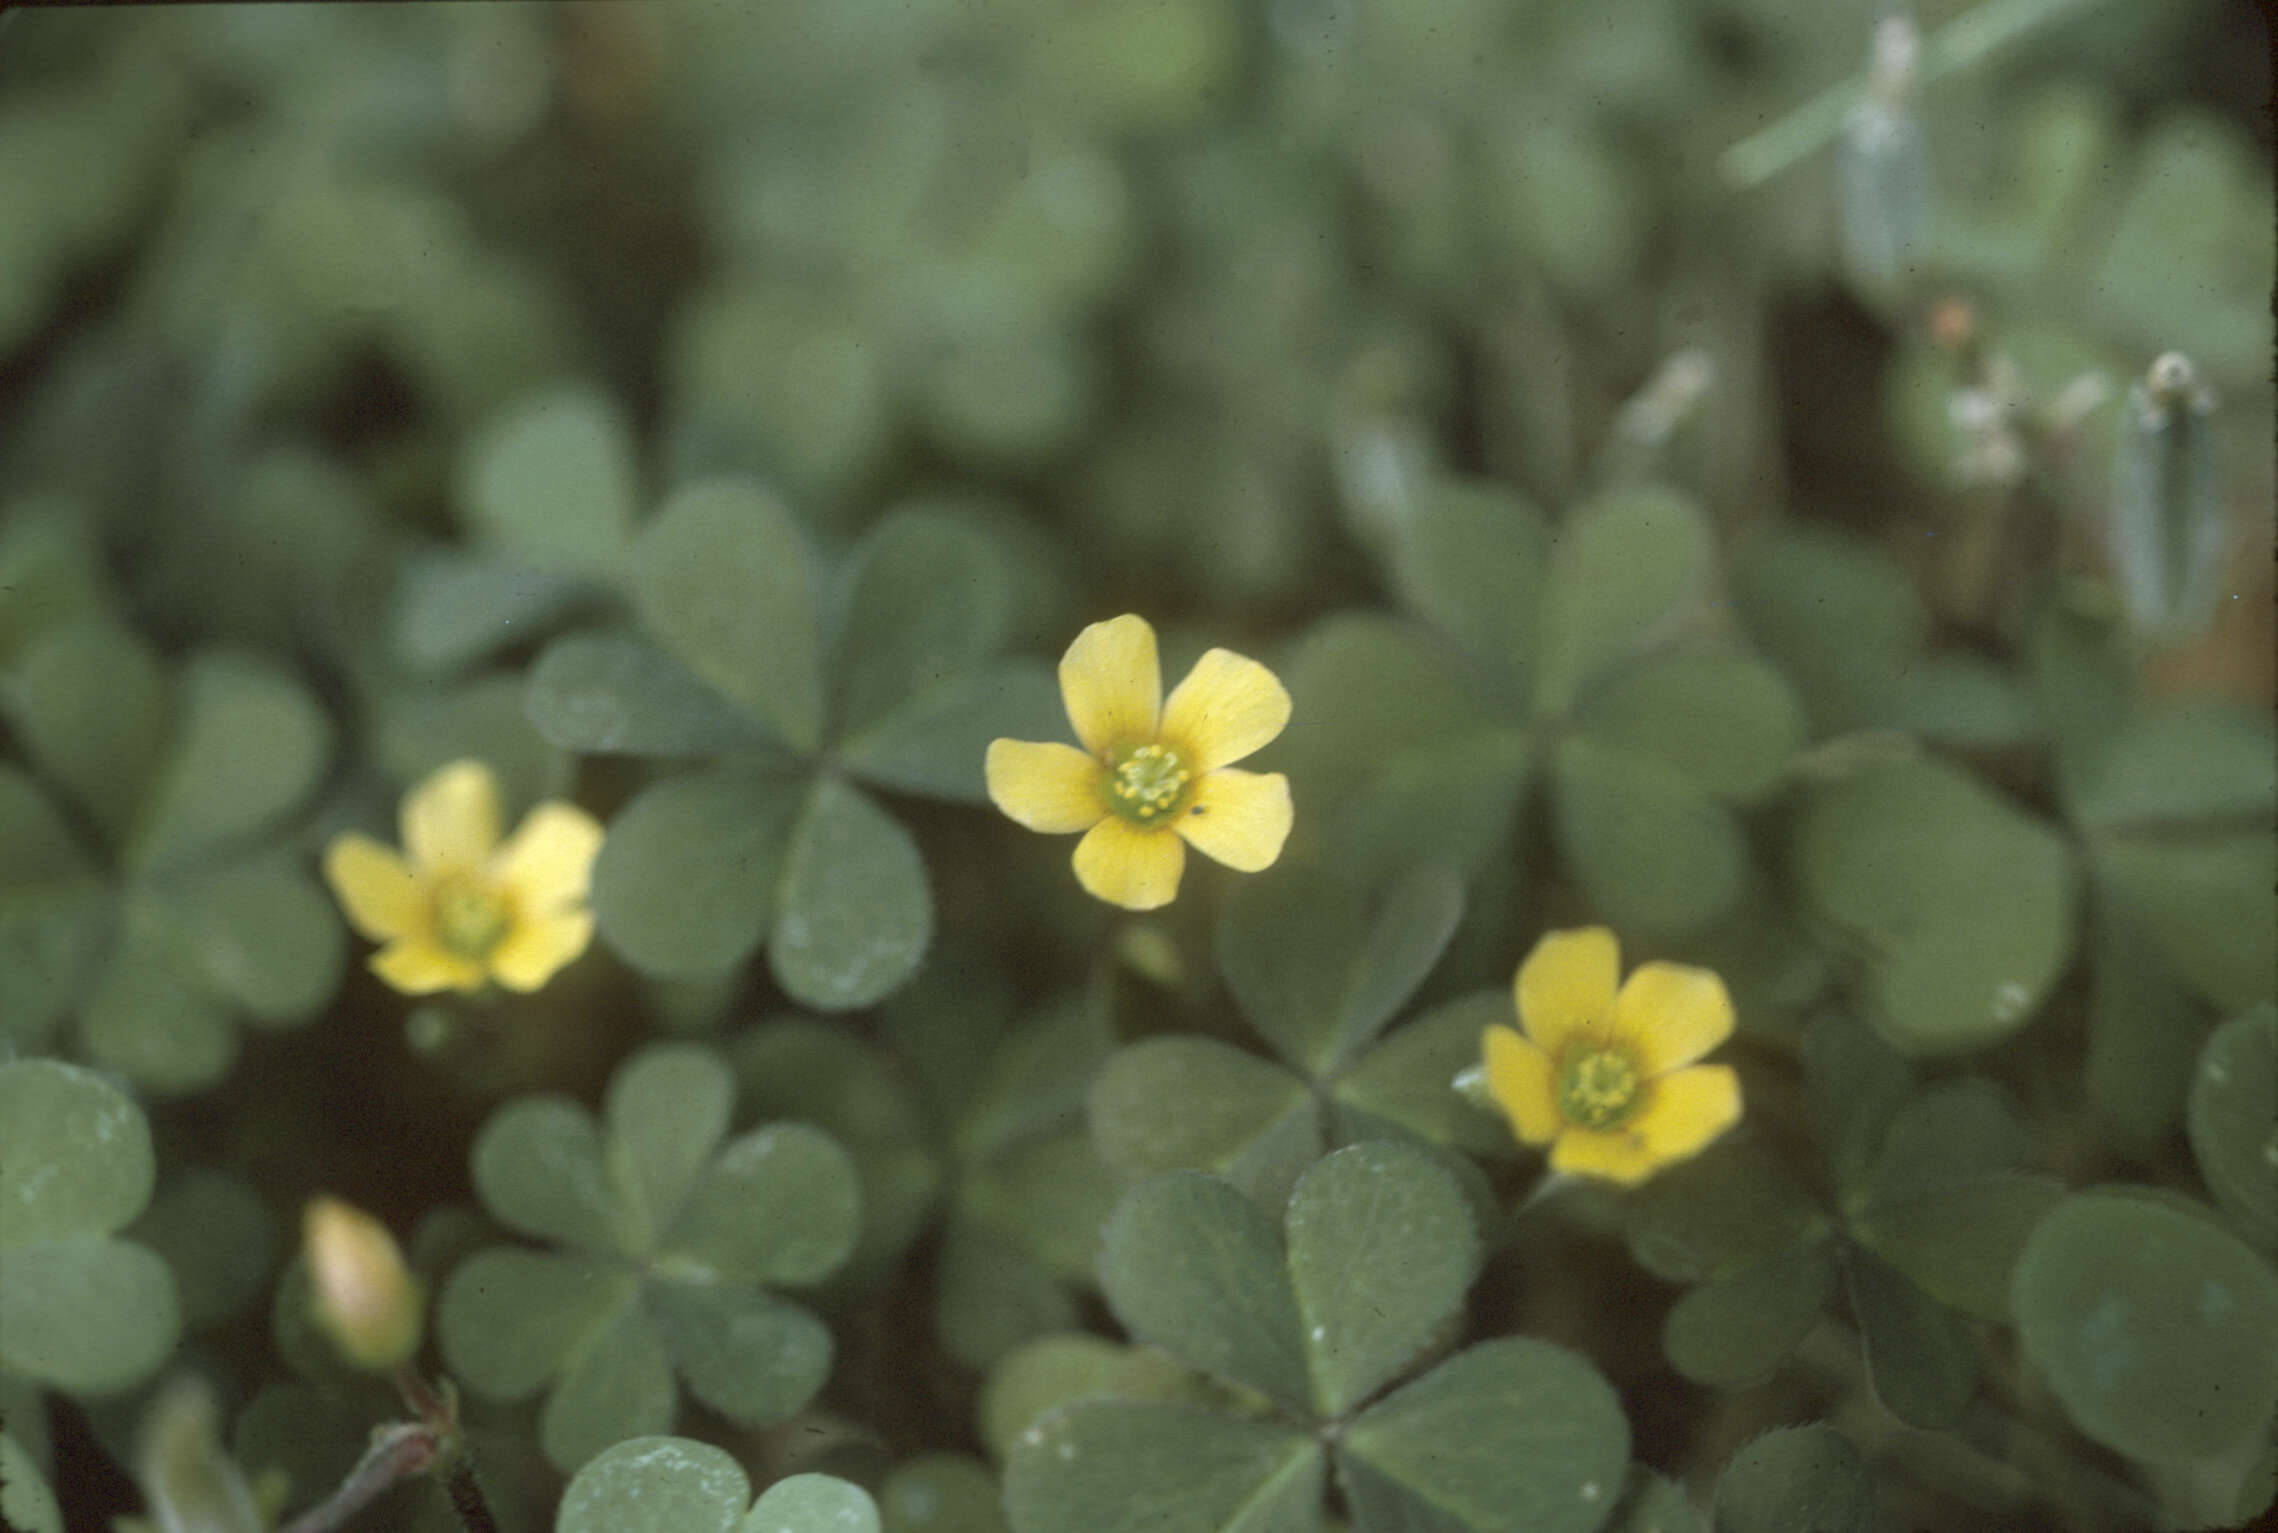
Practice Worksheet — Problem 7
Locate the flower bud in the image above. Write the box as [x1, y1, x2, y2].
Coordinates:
[304, 1196, 425, 1371]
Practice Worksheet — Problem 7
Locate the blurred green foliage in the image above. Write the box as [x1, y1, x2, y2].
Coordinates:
[0, 2, 2270, 1532]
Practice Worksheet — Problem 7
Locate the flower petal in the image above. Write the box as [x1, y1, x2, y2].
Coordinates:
[1513, 926, 1620, 1057]
[370, 939, 486, 996]
[323, 834, 426, 943]
[1174, 769, 1291, 872]
[1482, 1025, 1561, 1144]
[491, 803, 605, 916]
[1548, 1126, 1666, 1187]
[986, 739, 1106, 833]
[489, 910, 596, 992]
[1060, 615, 1161, 756]
[1160, 648, 1291, 771]
[1636, 1065, 1742, 1163]
[402, 761, 501, 875]
[1615, 961, 1737, 1074]
[1071, 817, 1185, 910]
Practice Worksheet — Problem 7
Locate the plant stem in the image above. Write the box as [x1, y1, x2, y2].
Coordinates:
[275, 1424, 438, 1533]
[1719, 0, 2125, 190]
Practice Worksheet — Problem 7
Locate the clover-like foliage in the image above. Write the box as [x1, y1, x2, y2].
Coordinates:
[437, 1044, 860, 1471]
[0, 560, 341, 1095]
[1008, 1140, 1635, 1533]
[523, 481, 1062, 1011]
[1280, 483, 1803, 935]
[0, 1059, 180, 1394]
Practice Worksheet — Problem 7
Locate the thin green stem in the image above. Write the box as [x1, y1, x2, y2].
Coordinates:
[1719, 0, 2125, 189]
[274, 1424, 438, 1533]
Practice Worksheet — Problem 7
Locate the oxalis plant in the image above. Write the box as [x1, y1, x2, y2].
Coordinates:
[1, 3, 2273, 1533]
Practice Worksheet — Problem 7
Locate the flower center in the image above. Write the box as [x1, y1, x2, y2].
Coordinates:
[1557, 1044, 1644, 1130]
[1101, 741, 1193, 826]
[433, 876, 513, 960]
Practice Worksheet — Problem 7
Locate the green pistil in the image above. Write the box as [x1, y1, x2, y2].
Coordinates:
[1101, 742, 1194, 826]
[1556, 1044, 1644, 1130]
[433, 877, 513, 960]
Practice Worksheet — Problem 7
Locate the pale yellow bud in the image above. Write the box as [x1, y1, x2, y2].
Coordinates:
[304, 1196, 425, 1371]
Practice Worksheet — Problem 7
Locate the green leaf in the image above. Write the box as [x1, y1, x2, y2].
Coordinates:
[78, 936, 238, 1095]
[2013, 1190, 2278, 1463]
[2188, 1005, 2278, 1246]
[1536, 486, 1711, 716]
[528, 633, 774, 757]
[607, 1044, 736, 1251]
[0, 1235, 179, 1393]
[130, 1170, 276, 1329]
[1331, 728, 1536, 889]
[3, 615, 168, 845]
[1574, 652, 1805, 806]
[133, 651, 330, 870]
[962, 1131, 1120, 1283]
[1552, 737, 1745, 936]
[1625, 1139, 1825, 1285]
[541, 1296, 678, 1471]
[1604, 1470, 1702, 1533]
[0, 766, 105, 1048]
[879, 1455, 1010, 1533]
[832, 508, 1013, 735]
[633, 479, 824, 751]
[1795, 758, 2076, 1054]
[726, 1020, 941, 1280]
[954, 989, 1114, 1165]
[1217, 865, 1464, 1077]
[1089, 1037, 1314, 1188]
[1330, 992, 1513, 1159]
[459, 383, 637, 575]
[1890, 656, 2037, 749]
[0, 1431, 62, 1533]
[1387, 480, 1549, 694]
[1286, 1140, 1478, 1417]
[1340, 1337, 1632, 1533]
[1801, 1012, 1912, 1194]
[1853, 1176, 2063, 1321]
[473, 1097, 625, 1254]
[649, 1279, 832, 1425]
[1098, 1172, 1310, 1411]
[746, 1473, 881, 1533]
[1731, 529, 1924, 736]
[1854, 1081, 2032, 1210]
[1662, 1241, 1836, 1388]
[378, 672, 575, 816]
[2087, 898, 2210, 1153]
[1709, 1426, 1872, 1533]
[768, 776, 931, 1011]
[835, 660, 1063, 804]
[981, 1335, 1194, 1459]
[391, 552, 594, 676]
[592, 767, 805, 980]
[559, 1437, 750, 1533]
[2092, 832, 2278, 1012]
[0, 1058, 154, 1243]
[662, 1123, 861, 1287]
[1005, 1400, 1324, 1533]
[937, 1216, 1080, 1372]
[1844, 1247, 1977, 1430]
[438, 1250, 637, 1401]
[164, 855, 343, 1026]
[1277, 615, 1498, 807]
[2067, 704, 2276, 831]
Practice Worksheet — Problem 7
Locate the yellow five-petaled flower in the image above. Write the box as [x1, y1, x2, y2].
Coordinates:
[323, 760, 604, 995]
[1481, 927, 1743, 1186]
[986, 614, 1294, 911]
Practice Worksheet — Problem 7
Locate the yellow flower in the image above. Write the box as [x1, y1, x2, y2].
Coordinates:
[1480, 927, 1742, 1187]
[303, 1196, 424, 1371]
[323, 760, 603, 995]
[985, 614, 1294, 911]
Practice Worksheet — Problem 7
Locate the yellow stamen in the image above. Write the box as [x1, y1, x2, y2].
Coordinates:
[1101, 742, 1194, 826]
[1557, 1044, 1644, 1130]
[432, 876, 513, 960]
